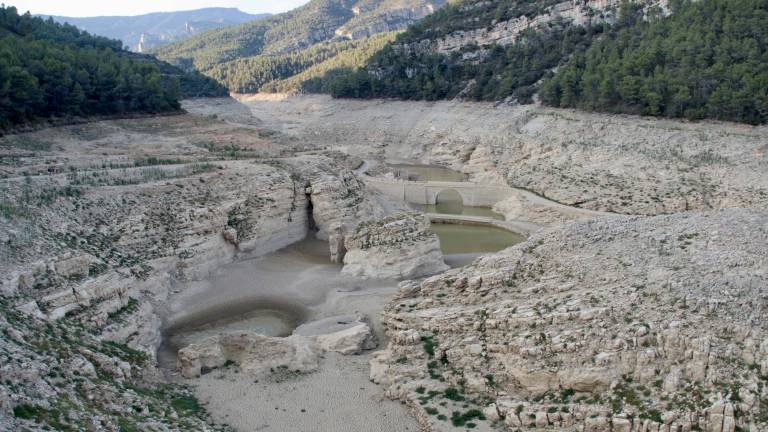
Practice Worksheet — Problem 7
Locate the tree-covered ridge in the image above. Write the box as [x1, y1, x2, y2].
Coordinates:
[541, 0, 768, 124]
[327, 21, 602, 102]
[263, 32, 398, 94]
[0, 7, 158, 129]
[322, 0, 768, 125]
[153, 0, 359, 72]
[152, 0, 446, 93]
[207, 33, 398, 93]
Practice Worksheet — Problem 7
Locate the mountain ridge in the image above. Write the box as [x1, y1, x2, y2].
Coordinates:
[153, 0, 447, 90]
[43, 7, 270, 52]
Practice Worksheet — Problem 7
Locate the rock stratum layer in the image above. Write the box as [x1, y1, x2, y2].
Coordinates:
[343, 212, 449, 279]
[373, 209, 768, 432]
[236, 96, 768, 220]
[0, 112, 444, 431]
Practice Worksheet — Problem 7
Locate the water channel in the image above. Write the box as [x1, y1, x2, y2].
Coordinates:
[386, 162, 525, 259]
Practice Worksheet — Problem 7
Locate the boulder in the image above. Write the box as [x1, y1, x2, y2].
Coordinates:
[54, 255, 91, 279]
[178, 315, 377, 378]
[294, 314, 376, 354]
[177, 332, 320, 379]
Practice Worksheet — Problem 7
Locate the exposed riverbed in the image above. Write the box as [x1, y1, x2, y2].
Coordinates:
[156, 159, 528, 431]
[157, 236, 420, 431]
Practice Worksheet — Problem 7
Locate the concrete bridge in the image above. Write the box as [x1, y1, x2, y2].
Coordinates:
[364, 177, 618, 220]
[364, 178, 515, 207]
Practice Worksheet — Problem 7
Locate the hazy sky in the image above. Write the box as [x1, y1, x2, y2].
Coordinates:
[9, 1, 310, 17]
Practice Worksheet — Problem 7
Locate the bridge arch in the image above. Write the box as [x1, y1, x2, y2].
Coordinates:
[434, 189, 464, 214]
[435, 189, 463, 205]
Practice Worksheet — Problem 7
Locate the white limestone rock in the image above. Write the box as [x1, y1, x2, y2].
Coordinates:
[342, 212, 448, 279]
[293, 314, 377, 355]
[177, 332, 321, 379]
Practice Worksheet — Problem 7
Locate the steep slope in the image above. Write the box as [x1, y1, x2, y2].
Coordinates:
[154, 0, 446, 92]
[541, 0, 768, 124]
[374, 209, 768, 431]
[324, 0, 768, 124]
[209, 32, 398, 93]
[318, 0, 621, 100]
[45, 8, 269, 52]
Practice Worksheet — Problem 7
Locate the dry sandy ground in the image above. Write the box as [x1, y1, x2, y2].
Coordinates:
[194, 353, 418, 432]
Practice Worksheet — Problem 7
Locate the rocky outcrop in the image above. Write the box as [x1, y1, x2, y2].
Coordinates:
[372, 209, 768, 431]
[433, 0, 624, 55]
[395, 0, 668, 61]
[279, 154, 413, 264]
[178, 333, 321, 379]
[335, 2, 445, 40]
[178, 315, 377, 378]
[293, 314, 377, 354]
[1, 160, 313, 329]
[342, 212, 449, 280]
[0, 299, 223, 431]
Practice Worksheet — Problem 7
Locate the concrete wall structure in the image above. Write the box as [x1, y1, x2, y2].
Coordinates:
[365, 178, 515, 207]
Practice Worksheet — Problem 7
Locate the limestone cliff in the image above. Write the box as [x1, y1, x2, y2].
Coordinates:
[335, 1, 445, 39]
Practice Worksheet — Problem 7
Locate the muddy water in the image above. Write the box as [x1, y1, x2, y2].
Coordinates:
[388, 163, 467, 182]
[431, 223, 525, 255]
[389, 162, 524, 265]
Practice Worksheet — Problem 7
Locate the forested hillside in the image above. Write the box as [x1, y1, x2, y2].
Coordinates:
[208, 33, 397, 93]
[154, 0, 444, 93]
[541, 0, 768, 124]
[0, 6, 226, 131]
[325, 0, 613, 102]
[322, 0, 768, 124]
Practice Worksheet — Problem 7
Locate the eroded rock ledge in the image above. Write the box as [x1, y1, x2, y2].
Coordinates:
[372, 209, 768, 432]
[342, 212, 449, 280]
[178, 315, 376, 378]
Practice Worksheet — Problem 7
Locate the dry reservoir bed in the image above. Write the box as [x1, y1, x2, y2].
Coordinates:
[158, 237, 421, 431]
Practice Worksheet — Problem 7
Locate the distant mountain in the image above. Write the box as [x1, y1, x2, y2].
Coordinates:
[44, 8, 270, 52]
[153, 0, 446, 92]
